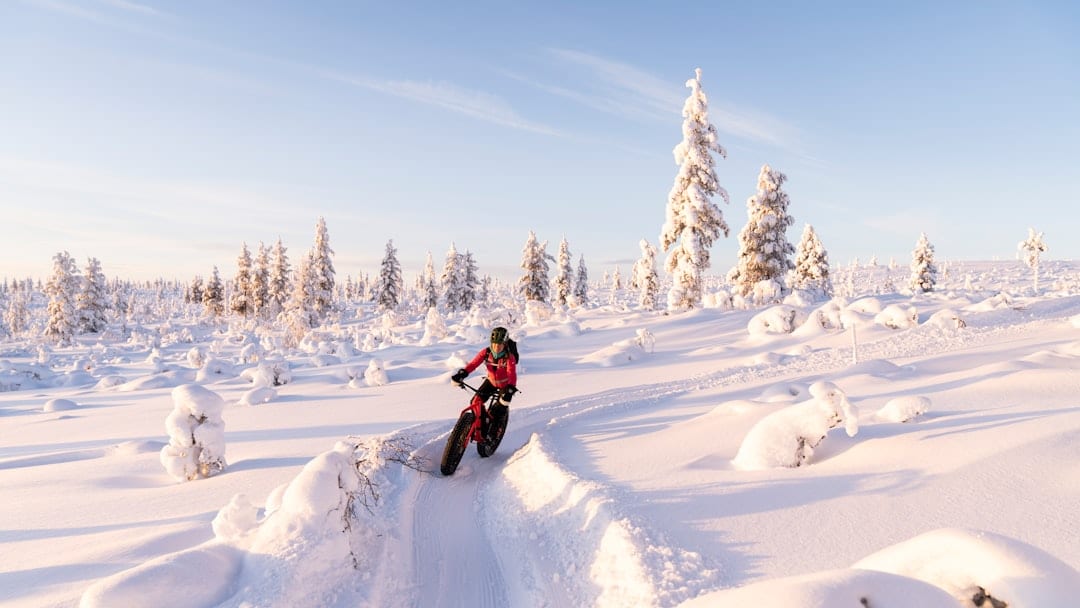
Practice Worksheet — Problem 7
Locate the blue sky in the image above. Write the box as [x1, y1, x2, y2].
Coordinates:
[2, 1, 1078, 283]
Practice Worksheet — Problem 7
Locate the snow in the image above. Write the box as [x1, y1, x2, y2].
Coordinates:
[3, 261, 1080, 607]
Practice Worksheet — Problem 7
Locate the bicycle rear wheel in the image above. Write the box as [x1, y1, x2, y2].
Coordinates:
[440, 411, 475, 476]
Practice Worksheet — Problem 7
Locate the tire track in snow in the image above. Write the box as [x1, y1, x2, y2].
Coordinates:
[378, 320, 1034, 605]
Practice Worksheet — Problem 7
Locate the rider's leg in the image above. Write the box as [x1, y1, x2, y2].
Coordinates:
[475, 380, 497, 437]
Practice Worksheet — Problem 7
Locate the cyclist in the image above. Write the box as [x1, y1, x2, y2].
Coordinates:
[451, 326, 517, 443]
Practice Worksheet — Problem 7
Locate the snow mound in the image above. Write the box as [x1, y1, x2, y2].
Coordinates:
[80, 541, 244, 608]
[748, 305, 805, 335]
[874, 304, 918, 329]
[853, 527, 1080, 606]
[578, 330, 654, 367]
[876, 396, 931, 423]
[238, 386, 277, 406]
[483, 433, 719, 606]
[733, 381, 858, 470]
[43, 398, 78, 412]
[680, 567, 956, 607]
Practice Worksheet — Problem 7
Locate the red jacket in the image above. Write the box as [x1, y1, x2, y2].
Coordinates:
[463, 347, 517, 388]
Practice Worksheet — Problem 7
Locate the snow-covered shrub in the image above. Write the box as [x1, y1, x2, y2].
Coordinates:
[733, 381, 858, 470]
[751, 278, 784, 305]
[160, 384, 227, 482]
[702, 289, 733, 310]
[419, 307, 449, 346]
[212, 493, 259, 541]
[524, 299, 553, 325]
[310, 354, 342, 367]
[363, 359, 388, 386]
[239, 342, 262, 363]
[238, 386, 277, 406]
[196, 357, 237, 382]
[876, 396, 930, 423]
[186, 346, 207, 368]
[747, 305, 805, 336]
[875, 304, 918, 329]
[798, 300, 844, 333]
[927, 308, 966, 330]
[634, 328, 655, 353]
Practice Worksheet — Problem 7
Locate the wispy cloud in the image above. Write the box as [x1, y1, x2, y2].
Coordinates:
[99, 0, 169, 18]
[536, 48, 801, 151]
[320, 70, 560, 136]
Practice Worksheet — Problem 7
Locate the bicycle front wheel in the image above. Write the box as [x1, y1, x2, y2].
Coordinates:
[440, 411, 475, 476]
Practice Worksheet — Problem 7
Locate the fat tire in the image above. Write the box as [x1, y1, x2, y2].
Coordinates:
[440, 411, 475, 476]
[477, 406, 509, 458]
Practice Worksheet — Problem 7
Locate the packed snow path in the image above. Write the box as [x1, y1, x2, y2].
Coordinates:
[369, 315, 1032, 605]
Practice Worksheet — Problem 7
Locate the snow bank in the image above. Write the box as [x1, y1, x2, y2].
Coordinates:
[853, 527, 1080, 606]
[43, 398, 78, 412]
[79, 542, 244, 608]
[482, 433, 718, 607]
[680, 568, 957, 607]
[748, 305, 805, 335]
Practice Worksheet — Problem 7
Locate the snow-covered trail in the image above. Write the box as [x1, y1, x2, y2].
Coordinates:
[362, 308, 1070, 606]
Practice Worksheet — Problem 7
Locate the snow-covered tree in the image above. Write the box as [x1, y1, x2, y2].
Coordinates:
[251, 242, 271, 319]
[5, 290, 30, 337]
[287, 252, 318, 328]
[376, 240, 403, 312]
[461, 251, 479, 310]
[908, 233, 938, 294]
[308, 217, 336, 322]
[230, 243, 254, 317]
[518, 230, 550, 303]
[660, 68, 730, 312]
[1018, 228, 1047, 292]
[573, 255, 589, 306]
[203, 266, 225, 319]
[187, 275, 204, 306]
[421, 251, 439, 310]
[440, 243, 466, 312]
[632, 239, 661, 310]
[553, 237, 574, 307]
[268, 237, 291, 317]
[160, 384, 227, 481]
[44, 251, 80, 345]
[728, 164, 796, 298]
[790, 224, 833, 299]
[76, 256, 109, 333]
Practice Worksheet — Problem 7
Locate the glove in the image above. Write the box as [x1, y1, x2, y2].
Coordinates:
[499, 385, 517, 404]
[451, 369, 467, 384]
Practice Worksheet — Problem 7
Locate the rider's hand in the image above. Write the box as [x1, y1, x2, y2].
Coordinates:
[499, 385, 516, 404]
[451, 369, 467, 384]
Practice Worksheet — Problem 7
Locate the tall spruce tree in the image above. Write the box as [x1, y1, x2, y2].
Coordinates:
[230, 243, 254, 317]
[76, 256, 109, 333]
[251, 242, 271, 319]
[632, 239, 661, 310]
[728, 164, 796, 297]
[268, 237, 291, 318]
[909, 233, 938, 293]
[461, 251, 479, 310]
[518, 231, 550, 303]
[573, 255, 589, 305]
[309, 217, 336, 322]
[44, 251, 79, 345]
[660, 68, 730, 311]
[422, 251, 439, 310]
[440, 243, 466, 312]
[554, 237, 574, 306]
[376, 240, 404, 312]
[203, 266, 225, 318]
[791, 224, 833, 299]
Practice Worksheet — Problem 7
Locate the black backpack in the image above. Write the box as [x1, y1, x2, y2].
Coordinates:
[506, 338, 519, 363]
